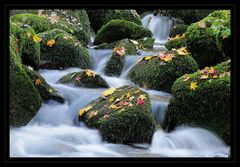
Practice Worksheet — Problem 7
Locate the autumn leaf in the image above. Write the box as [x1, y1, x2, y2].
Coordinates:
[176, 47, 189, 56]
[118, 108, 125, 113]
[159, 52, 175, 62]
[115, 95, 124, 103]
[212, 75, 218, 79]
[144, 56, 155, 61]
[109, 104, 121, 110]
[32, 35, 42, 43]
[198, 22, 206, 29]
[47, 88, 53, 93]
[136, 99, 145, 106]
[126, 92, 131, 98]
[138, 94, 146, 100]
[183, 75, 190, 82]
[37, 9, 44, 16]
[79, 105, 93, 117]
[134, 90, 140, 94]
[47, 39, 56, 47]
[190, 81, 198, 90]
[129, 39, 139, 45]
[138, 43, 144, 49]
[85, 69, 96, 78]
[26, 32, 32, 38]
[48, 15, 59, 24]
[129, 96, 135, 101]
[219, 72, 226, 78]
[102, 88, 116, 97]
[109, 97, 115, 103]
[88, 112, 95, 119]
[128, 103, 133, 107]
[103, 114, 110, 119]
[200, 74, 209, 80]
[35, 79, 42, 86]
[113, 47, 126, 56]
[74, 76, 81, 82]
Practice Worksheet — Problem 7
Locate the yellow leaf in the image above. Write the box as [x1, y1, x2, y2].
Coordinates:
[126, 92, 131, 98]
[109, 104, 121, 110]
[32, 35, 42, 43]
[129, 39, 139, 45]
[48, 88, 53, 93]
[109, 97, 115, 103]
[183, 76, 190, 82]
[26, 32, 32, 38]
[176, 47, 189, 56]
[47, 39, 56, 47]
[102, 88, 116, 97]
[212, 75, 218, 79]
[190, 81, 198, 91]
[118, 108, 125, 113]
[129, 96, 135, 101]
[139, 94, 146, 100]
[134, 90, 140, 94]
[79, 105, 93, 117]
[144, 56, 155, 61]
[85, 69, 96, 78]
[200, 74, 209, 80]
[35, 79, 42, 86]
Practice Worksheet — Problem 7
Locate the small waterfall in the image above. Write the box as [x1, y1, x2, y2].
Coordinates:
[149, 127, 230, 157]
[88, 49, 112, 74]
[142, 14, 173, 50]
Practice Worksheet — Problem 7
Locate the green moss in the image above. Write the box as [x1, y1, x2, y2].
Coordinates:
[137, 38, 155, 49]
[79, 85, 156, 143]
[94, 19, 152, 45]
[10, 35, 42, 126]
[22, 65, 64, 103]
[165, 38, 187, 50]
[185, 10, 230, 68]
[38, 29, 91, 69]
[128, 51, 199, 93]
[104, 52, 125, 77]
[10, 13, 51, 33]
[164, 60, 230, 144]
[10, 21, 41, 69]
[169, 24, 188, 38]
[87, 9, 141, 33]
[58, 70, 109, 88]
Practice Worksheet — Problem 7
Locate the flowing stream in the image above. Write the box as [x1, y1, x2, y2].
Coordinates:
[10, 49, 230, 157]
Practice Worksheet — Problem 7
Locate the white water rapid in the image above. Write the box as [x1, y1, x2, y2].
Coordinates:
[142, 14, 173, 51]
[10, 49, 230, 157]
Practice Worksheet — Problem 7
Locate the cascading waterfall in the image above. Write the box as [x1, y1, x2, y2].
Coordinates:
[142, 14, 173, 50]
[10, 49, 230, 157]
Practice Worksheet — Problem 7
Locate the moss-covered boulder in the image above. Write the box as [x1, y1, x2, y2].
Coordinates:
[165, 34, 187, 51]
[137, 38, 155, 50]
[22, 65, 64, 103]
[86, 9, 141, 33]
[37, 29, 91, 69]
[168, 10, 213, 25]
[163, 60, 230, 144]
[94, 19, 152, 45]
[58, 69, 109, 88]
[128, 48, 199, 92]
[10, 11, 91, 46]
[78, 85, 156, 143]
[10, 21, 40, 69]
[10, 13, 51, 33]
[10, 35, 42, 126]
[186, 10, 230, 68]
[169, 24, 188, 38]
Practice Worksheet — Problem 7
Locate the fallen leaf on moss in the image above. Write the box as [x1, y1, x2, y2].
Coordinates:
[144, 56, 155, 61]
[103, 114, 110, 119]
[138, 94, 146, 100]
[183, 75, 190, 82]
[47, 88, 53, 93]
[118, 108, 125, 113]
[109, 97, 115, 103]
[129, 96, 135, 101]
[74, 76, 81, 82]
[137, 99, 145, 106]
[176, 47, 189, 56]
[32, 35, 42, 43]
[35, 79, 42, 86]
[113, 47, 126, 56]
[126, 92, 131, 98]
[26, 32, 32, 38]
[47, 39, 56, 47]
[37, 9, 44, 16]
[79, 105, 93, 117]
[85, 69, 96, 78]
[190, 81, 198, 90]
[200, 74, 209, 80]
[129, 39, 139, 45]
[102, 88, 116, 97]
[128, 103, 133, 107]
[109, 104, 121, 110]
[198, 22, 206, 29]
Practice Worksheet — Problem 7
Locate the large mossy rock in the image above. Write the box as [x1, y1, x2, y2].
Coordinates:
[37, 29, 91, 69]
[10, 21, 40, 69]
[58, 70, 109, 88]
[104, 52, 125, 77]
[10, 11, 91, 46]
[168, 10, 213, 25]
[169, 24, 188, 38]
[22, 65, 64, 103]
[86, 9, 141, 33]
[128, 49, 199, 93]
[185, 10, 230, 68]
[78, 85, 156, 143]
[163, 60, 231, 144]
[10, 35, 42, 126]
[94, 19, 152, 45]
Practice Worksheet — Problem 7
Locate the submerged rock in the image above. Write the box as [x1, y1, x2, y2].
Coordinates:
[163, 60, 230, 144]
[78, 85, 156, 143]
[58, 69, 109, 88]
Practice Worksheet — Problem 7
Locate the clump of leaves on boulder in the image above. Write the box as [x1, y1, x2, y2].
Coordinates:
[165, 34, 187, 51]
[59, 69, 109, 88]
[128, 47, 199, 92]
[163, 60, 230, 144]
[78, 85, 156, 143]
